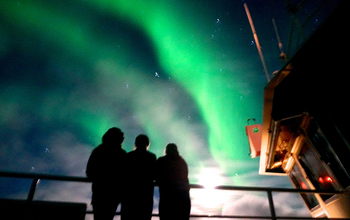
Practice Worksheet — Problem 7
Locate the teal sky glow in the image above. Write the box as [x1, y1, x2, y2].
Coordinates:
[2, 0, 329, 217]
[0, 0, 294, 187]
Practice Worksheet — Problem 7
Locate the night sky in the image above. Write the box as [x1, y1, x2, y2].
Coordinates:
[0, 0, 335, 218]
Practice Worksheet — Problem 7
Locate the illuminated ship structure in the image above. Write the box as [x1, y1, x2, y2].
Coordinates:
[255, 0, 350, 218]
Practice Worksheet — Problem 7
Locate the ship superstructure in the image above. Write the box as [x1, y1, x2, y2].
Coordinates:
[258, 0, 350, 218]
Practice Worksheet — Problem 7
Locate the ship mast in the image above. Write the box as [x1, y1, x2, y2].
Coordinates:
[244, 3, 271, 82]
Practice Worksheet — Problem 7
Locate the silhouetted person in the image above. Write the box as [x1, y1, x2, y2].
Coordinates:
[121, 134, 156, 220]
[156, 143, 191, 220]
[86, 127, 126, 220]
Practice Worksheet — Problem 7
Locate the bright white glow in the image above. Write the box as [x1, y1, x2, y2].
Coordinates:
[191, 167, 234, 216]
[198, 168, 223, 189]
[191, 188, 232, 214]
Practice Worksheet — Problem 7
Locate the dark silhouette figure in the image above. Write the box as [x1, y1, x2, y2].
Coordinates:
[86, 127, 126, 220]
[121, 134, 157, 220]
[156, 143, 191, 220]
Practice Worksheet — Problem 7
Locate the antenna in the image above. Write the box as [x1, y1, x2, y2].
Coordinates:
[272, 18, 287, 61]
[244, 3, 271, 82]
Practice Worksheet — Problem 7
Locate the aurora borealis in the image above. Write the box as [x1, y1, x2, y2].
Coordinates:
[2, 0, 336, 218]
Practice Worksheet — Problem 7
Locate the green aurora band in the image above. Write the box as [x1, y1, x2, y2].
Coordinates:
[82, 0, 261, 165]
[1, 0, 263, 182]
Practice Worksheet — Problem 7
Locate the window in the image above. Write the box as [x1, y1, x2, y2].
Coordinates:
[298, 140, 338, 201]
[307, 122, 350, 189]
[289, 164, 319, 209]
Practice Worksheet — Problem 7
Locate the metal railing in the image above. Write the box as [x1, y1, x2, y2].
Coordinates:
[0, 171, 349, 220]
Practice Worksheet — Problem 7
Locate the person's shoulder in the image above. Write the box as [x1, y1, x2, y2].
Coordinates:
[178, 156, 188, 167]
[117, 148, 126, 157]
[91, 144, 103, 153]
[156, 156, 166, 164]
[157, 155, 166, 161]
[179, 156, 187, 162]
[126, 150, 136, 155]
[125, 150, 134, 156]
[147, 151, 157, 159]
[126, 150, 139, 158]
[147, 150, 156, 156]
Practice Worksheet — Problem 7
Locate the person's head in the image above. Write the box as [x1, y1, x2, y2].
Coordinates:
[102, 127, 124, 147]
[165, 143, 179, 156]
[134, 134, 150, 150]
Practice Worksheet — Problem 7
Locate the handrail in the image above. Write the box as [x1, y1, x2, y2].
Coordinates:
[1, 171, 349, 220]
[1, 171, 346, 194]
[0, 171, 89, 182]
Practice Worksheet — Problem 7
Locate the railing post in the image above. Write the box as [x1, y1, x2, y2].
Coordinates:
[267, 190, 277, 220]
[27, 177, 40, 202]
